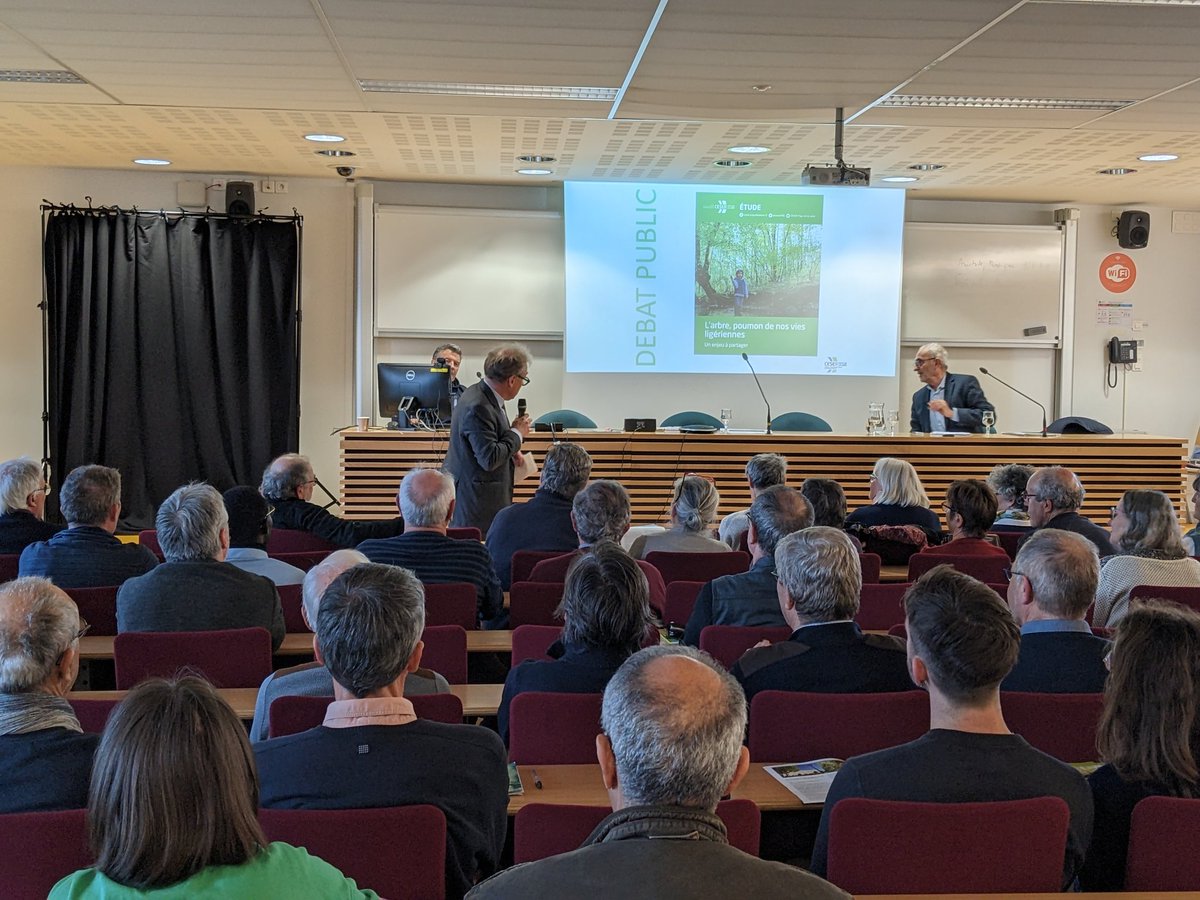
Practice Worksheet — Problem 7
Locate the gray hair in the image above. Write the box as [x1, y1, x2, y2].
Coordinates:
[776, 526, 862, 621]
[431, 342, 462, 361]
[746, 486, 811, 556]
[316, 563, 426, 698]
[0, 577, 80, 693]
[601, 645, 746, 811]
[60, 465, 121, 526]
[0, 458, 42, 515]
[988, 464, 1034, 511]
[871, 457, 930, 508]
[1027, 466, 1084, 512]
[573, 480, 631, 544]
[1015, 530, 1099, 619]
[540, 442, 593, 499]
[671, 475, 720, 534]
[745, 453, 787, 491]
[917, 342, 949, 366]
[260, 454, 313, 501]
[482, 343, 532, 381]
[1117, 489, 1186, 555]
[559, 542, 653, 655]
[301, 549, 369, 629]
[156, 483, 228, 562]
[398, 467, 455, 527]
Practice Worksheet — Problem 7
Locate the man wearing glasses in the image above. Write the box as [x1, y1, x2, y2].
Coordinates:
[909, 342, 994, 433]
[0, 457, 62, 553]
[445, 343, 534, 533]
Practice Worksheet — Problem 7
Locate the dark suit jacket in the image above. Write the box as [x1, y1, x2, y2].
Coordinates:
[0, 510, 63, 554]
[19, 525, 158, 589]
[445, 381, 522, 534]
[910, 372, 994, 433]
[1001, 630, 1110, 693]
[268, 497, 403, 549]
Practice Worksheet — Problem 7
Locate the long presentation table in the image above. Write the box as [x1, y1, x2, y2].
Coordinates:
[340, 429, 1187, 525]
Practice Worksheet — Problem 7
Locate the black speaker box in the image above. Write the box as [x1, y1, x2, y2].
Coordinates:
[1117, 210, 1149, 249]
[226, 181, 254, 217]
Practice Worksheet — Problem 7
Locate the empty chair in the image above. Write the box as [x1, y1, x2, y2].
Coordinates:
[259, 805, 447, 900]
[660, 411, 723, 429]
[508, 580, 565, 628]
[825, 796, 1070, 894]
[422, 582, 478, 629]
[856, 583, 910, 631]
[1130, 583, 1200, 613]
[664, 580, 705, 629]
[63, 585, 118, 635]
[510, 624, 563, 667]
[858, 552, 881, 584]
[269, 693, 465, 738]
[748, 690, 929, 762]
[508, 692, 604, 764]
[277, 582, 306, 632]
[770, 411, 833, 432]
[0, 808, 90, 900]
[265, 528, 340, 554]
[907, 552, 1010, 584]
[533, 409, 597, 429]
[645, 550, 750, 586]
[1000, 691, 1104, 762]
[113, 627, 273, 689]
[446, 526, 482, 541]
[511, 549, 566, 584]
[269, 550, 330, 571]
[1124, 796, 1200, 890]
[989, 530, 1023, 559]
[699, 625, 792, 670]
[69, 698, 120, 735]
[419, 625, 468, 684]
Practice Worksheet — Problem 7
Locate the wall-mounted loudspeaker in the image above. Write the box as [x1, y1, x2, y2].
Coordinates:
[1117, 210, 1149, 249]
[226, 181, 254, 217]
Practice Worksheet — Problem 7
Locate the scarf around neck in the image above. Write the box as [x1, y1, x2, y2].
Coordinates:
[0, 691, 82, 735]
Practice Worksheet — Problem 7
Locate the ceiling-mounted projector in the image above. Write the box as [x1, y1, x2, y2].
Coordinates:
[800, 164, 871, 187]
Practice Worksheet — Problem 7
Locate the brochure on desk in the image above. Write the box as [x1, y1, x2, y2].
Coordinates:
[764, 759, 844, 804]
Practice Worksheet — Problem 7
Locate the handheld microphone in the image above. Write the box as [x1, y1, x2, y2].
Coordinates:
[741, 353, 772, 434]
[979, 367, 1048, 437]
[517, 398, 527, 418]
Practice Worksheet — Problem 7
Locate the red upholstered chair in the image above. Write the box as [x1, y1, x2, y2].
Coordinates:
[0, 808, 91, 900]
[270, 550, 330, 571]
[0, 553, 20, 582]
[858, 552, 882, 584]
[887, 623, 907, 639]
[422, 582, 478, 629]
[990, 530, 1023, 559]
[63, 585, 119, 635]
[1001, 691, 1104, 762]
[855, 583, 910, 631]
[511, 624, 563, 667]
[511, 550, 566, 584]
[113, 628, 273, 689]
[446, 526, 482, 541]
[266, 528, 339, 554]
[514, 798, 761, 863]
[259, 805, 447, 900]
[420, 625, 468, 684]
[645, 550, 750, 586]
[278, 583, 307, 632]
[508, 580, 565, 628]
[69, 697, 120, 734]
[907, 552, 1010, 584]
[269, 692, 465, 738]
[508, 692, 604, 764]
[825, 796, 1069, 894]
[136, 530, 165, 560]
[663, 580, 705, 629]
[747, 690, 930, 762]
[698, 625, 792, 670]
[1125, 796, 1200, 890]
[1130, 583, 1200, 613]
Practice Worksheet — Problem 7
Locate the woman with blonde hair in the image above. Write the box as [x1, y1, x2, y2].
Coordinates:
[844, 458, 941, 564]
[629, 474, 729, 559]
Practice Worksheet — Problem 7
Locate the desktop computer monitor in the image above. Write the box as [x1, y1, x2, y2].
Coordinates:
[377, 362, 453, 424]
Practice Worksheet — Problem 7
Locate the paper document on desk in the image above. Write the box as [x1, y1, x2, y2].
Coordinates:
[507, 762, 524, 795]
[764, 759, 844, 804]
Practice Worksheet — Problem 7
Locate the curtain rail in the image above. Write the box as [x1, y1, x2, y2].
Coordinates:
[41, 200, 302, 224]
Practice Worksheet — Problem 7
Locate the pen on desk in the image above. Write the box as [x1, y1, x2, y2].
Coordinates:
[531, 768, 543, 790]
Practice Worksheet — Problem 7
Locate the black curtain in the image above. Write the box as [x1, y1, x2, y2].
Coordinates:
[43, 208, 301, 531]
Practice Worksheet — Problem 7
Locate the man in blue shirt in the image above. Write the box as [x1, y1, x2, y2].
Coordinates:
[909, 343, 994, 433]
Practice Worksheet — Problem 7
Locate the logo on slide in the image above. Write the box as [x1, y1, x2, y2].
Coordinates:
[823, 356, 847, 372]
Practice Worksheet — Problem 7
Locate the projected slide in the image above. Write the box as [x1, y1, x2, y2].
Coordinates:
[564, 181, 905, 376]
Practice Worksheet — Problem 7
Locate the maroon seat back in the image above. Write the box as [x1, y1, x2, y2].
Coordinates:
[663, 581, 705, 629]
[1000, 691, 1104, 762]
[511, 624, 563, 667]
[278, 583, 307, 632]
[69, 698, 120, 734]
[989, 530, 1023, 559]
[0, 554, 17, 583]
[888, 623, 907, 639]
[269, 692, 464, 738]
[259, 805, 446, 900]
[420, 624, 468, 684]
[1125, 796, 1200, 890]
[511, 550, 565, 584]
[508, 692, 604, 764]
[422, 582, 478, 629]
[858, 552, 882, 584]
[270, 550, 330, 571]
[826, 796, 1069, 894]
[908, 552, 1010, 584]
[446, 526, 482, 541]
[855, 583, 910, 631]
[748, 690, 930, 762]
[698, 625, 792, 670]
[1130, 583, 1200, 613]
[508, 581, 565, 628]
[136, 530, 164, 560]
[113, 628, 273, 689]
[645, 550, 750, 586]
[0, 808, 91, 899]
[63, 585, 119, 635]
[266, 528, 339, 553]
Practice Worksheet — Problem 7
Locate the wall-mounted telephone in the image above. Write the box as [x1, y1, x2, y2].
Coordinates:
[1108, 337, 1138, 364]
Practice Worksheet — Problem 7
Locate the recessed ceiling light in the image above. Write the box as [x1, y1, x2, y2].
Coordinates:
[359, 80, 617, 101]
[315, 149, 356, 158]
[714, 159, 752, 168]
[907, 163, 944, 171]
[517, 154, 556, 163]
[304, 133, 345, 143]
[132, 158, 170, 166]
[1138, 153, 1178, 162]
[881, 175, 918, 183]
[750, 84, 772, 93]
[882, 94, 1132, 111]
[0, 69, 86, 83]
[516, 168, 553, 176]
[1098, 167, 1137, 175]
[728, 145, 771, 154]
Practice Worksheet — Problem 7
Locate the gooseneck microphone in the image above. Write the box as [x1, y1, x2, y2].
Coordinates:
[741, 352, 773, 434]
[979, 367, 1048, 437]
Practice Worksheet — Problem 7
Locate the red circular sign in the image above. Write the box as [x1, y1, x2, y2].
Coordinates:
[1099, 252, 1136, 293]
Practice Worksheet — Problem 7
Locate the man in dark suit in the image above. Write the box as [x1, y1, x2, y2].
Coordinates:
[909, 342, 994, 433]
[445, 343, 532, 533]
[0, 457, 62, 554]
[1003, 529, 1109, 692]
[1024, 466, 1116, 558]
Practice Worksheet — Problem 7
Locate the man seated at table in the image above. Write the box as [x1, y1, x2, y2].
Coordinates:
[116, 483, 285, 650]
[486, 441, 591, 589]
[248, 549, 449, 743]
[810, 565, 1094, 888]
[19, 464, 157, 589]
[914, 479, 1009, 558]
[255, 563, 508, 900]
[0, 577, 97, 812]
[909, 342, 994, 433]
[358, 467, 504, 629]
[731, 527, 911, 703]
[468, 645, 848, 899]
[221, 486, 305, 587]
[718, 452, 787, 550]
[260, 453, 404, 548]
[684, 485, 811, 645]
[1003, 530, 1109, 693]
[1025, 466, 1115, 558]
[0, 457, 62, 554]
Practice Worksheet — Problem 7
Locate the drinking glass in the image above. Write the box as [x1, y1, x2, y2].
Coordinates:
[982, 410, 996, 434]
[719, 408, 732, 432]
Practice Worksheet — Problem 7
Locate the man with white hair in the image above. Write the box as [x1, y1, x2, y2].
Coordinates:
[909, 342, 994, 433]
[358, 467, 504, 628]
[116, 482, 285, 649]
[0, 577, 97, 812]
[0, 457, 62, 553]
[468, 645, 848, 899]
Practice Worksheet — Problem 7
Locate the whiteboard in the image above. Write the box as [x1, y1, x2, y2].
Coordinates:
[901, 223, 1063, 345]
[374, 205, 564, 337]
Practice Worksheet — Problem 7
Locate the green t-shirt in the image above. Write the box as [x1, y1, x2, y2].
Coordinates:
[49, 841, 379, 899]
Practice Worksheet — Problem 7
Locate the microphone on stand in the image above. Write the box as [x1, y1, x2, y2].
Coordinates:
[741, 353, 773, 434]
[978, 367, 1048, 437]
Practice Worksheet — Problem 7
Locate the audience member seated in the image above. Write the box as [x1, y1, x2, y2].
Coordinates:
[467, 645, 848, 900]
[19, 464, 157, 589]
[1003, 530, 1109, 692]
[357, 467, 504, 629]
[248, 549, 449, 743]
[1184, 473, 1199, 556]
[718, 453, 787, 549]
[1081, 600, 1200, 890]
[800, 477, 861, 550]
[810, 565, 1094, 888]
[0, 457, 62, 554]
[255, 563, 508, 899]
[116, 483, 285, 650]
[988, 463, 1035, 531]
[683, 486, 812, 646]
[0, 577, 96, 812]
[486, 441, 591, 589]
[261, 453, 403, 548]
[222, 486, 305, 586]
[917, 479, 1008, 559]
[845, 457, 940, 563]
[529, 480, 667, 612]
[630, 474, 730, 559]
[731, 527, 911, 703]
[1024, 466, 1115, 558]
[498, 542, 653, 743]
[1093, 489, 1200, 628]
[50, 676, 376, 899]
